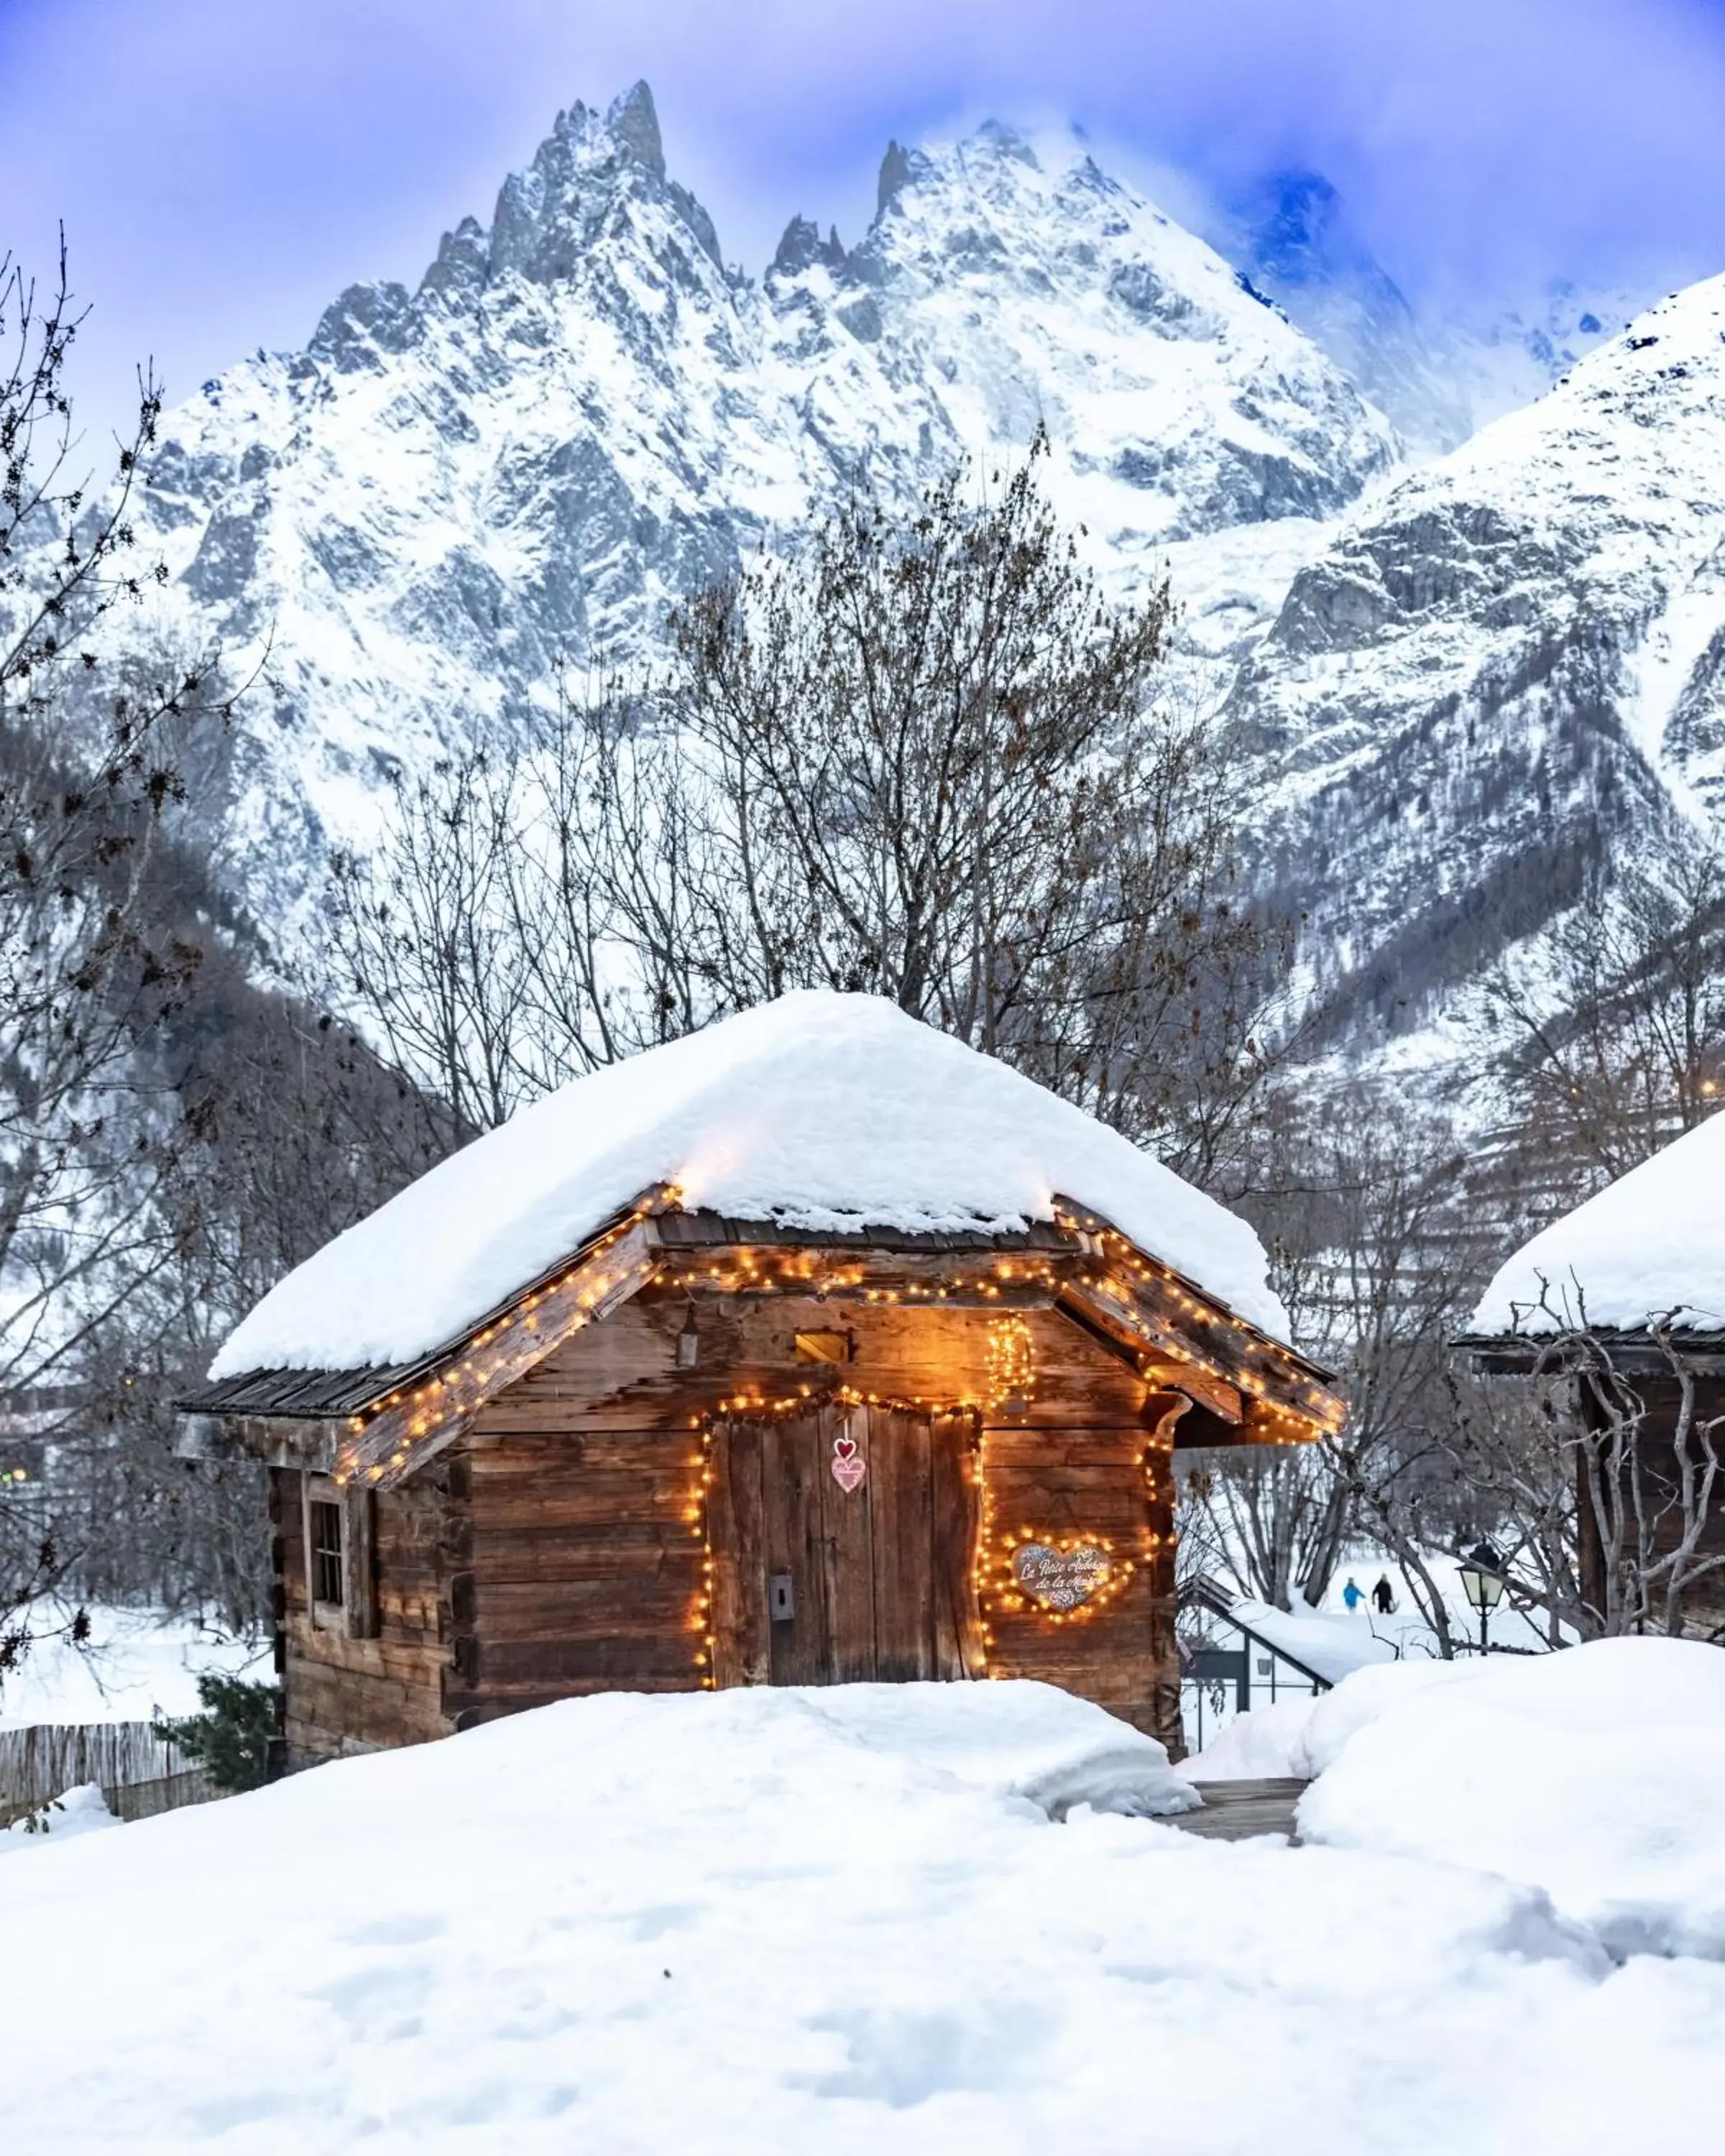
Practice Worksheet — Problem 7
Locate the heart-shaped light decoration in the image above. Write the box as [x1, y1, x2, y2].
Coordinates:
[1011, 1541, 1110, 1611]
[830, 1434, 867, 1493]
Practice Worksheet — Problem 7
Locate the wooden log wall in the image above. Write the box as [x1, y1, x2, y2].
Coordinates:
[976, 1422, 1177, 1747]
[477, 1289, 1149, 1434]
[450, 1287, 1179, 1745]
[447, 1429, 708, 1724]
[275, 1465, 452, 1764]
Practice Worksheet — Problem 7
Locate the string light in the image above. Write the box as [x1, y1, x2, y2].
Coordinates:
[1052, 1201, 1344, 1439]
[973, 1424, 998, 1673]
[985, 1529, 1133, 1622]
[686, 1423, 717, 1687]
[985, 1316, 1037, 1411]
[331, 1189, 1340, 1493]
[333, 1189, 680, 1487]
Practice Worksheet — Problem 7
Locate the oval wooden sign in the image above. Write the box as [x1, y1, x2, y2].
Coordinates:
[1011, 1541, 1110, 1611]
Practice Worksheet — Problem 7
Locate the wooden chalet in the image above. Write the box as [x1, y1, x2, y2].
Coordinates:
[1459, 1116, 1725, 1636]
[180, 996, 1342, 1766]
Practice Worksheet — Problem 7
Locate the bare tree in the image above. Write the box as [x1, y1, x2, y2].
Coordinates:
[333, 441, 1292, 1191]
[327, 754, 548, 1145]
[1458, 1284, 1725, 1641]
[1180, 1445, 1351, 1613]
[0, 242, 236, 1672]
[1184, 1092, 1498, 1638]
[1483, 842, 1725, 1192]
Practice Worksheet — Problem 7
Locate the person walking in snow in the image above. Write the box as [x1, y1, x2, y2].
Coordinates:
[1341, 1576, 1364, 1612]
[1371, 1575, 1396, 1615]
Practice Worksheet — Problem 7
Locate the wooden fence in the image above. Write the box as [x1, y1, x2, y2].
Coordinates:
[0, 1720, 216, 1828]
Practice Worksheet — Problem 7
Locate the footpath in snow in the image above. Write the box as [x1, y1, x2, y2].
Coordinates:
[3, 1654, 1724, 2153]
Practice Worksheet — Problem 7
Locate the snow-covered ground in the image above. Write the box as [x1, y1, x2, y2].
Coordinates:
[1298, 1641, 1725, 1959]
[1181, 1547, 1559, 1755]
[0, 1603, 266, 1730]
[0, 1779, 119, 1853]
[1313, 1546, 1560, 1655]
[3, 1658, 1722, 2152]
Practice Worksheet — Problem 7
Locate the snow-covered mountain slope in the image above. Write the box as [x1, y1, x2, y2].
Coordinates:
[1218, 171, 1471, 455]
[1230, 276, 1725, 1045]
[1213, 170, 1639, 456]
[1435, 281, 1642, 437]
[118, 84, 1397, 929]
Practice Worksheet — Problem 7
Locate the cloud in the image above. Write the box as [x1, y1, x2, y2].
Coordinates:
[4, 0, 1723, 435]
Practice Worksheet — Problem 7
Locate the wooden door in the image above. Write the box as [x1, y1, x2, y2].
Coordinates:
[707, 1406, 982, 1687]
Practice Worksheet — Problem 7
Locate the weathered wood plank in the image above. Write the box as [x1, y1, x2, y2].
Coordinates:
[339, 1220, 663, 1487]
[820, 1406, 877, 1682]
[1054, 1204, 1340, 1434]
[467, 1521, 696, 1584]
[931, 1412, 985, 1680]
[708, 1419, 769, 1687]
[476, 1576, 701, 1640]
[981, 1428, 1150, 1468]
[341, 1485, 378, 1639]
[868, 1406, 934, 1682]
[974, 1420, 1174, 1734]
[484, 1296, 1147, 1435]
[466, 1430, 699, 1473]
[762, 1414, 832, 1685]
[466, 1637, 707, 1688]
[470, 1473, 700, 1530]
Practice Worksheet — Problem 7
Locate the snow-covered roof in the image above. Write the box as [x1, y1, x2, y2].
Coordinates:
[1215, 1596, 1399, 1689]
[211, 992, 1289, 1378]
[1470, 1110, 1725, 1335]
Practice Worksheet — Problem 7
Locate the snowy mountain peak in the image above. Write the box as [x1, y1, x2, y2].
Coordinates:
[602, 78, 668, 179]
[307, 80, 726, 379]
[825, 121, 1398, 538]
[481, 79, 724, 287]
[96, 86, 1400, 933]
[770, 216, 849, 278]
[876, 139, 932, 215]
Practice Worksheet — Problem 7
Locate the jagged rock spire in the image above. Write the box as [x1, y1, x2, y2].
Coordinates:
[771, 216, 848, 277]
[607, 80, 665, 179]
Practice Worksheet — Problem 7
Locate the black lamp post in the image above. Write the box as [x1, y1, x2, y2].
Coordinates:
[1456, 1540, 1505, 1655]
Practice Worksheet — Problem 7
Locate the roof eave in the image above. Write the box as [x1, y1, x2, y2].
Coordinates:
[182, 1198, 1346, 1469]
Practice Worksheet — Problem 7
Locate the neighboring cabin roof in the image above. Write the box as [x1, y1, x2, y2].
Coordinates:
[207, 993, 1290, 1382]
[1469, 1110, 1725, 1340]
[1184, 1577, 1398, 1689]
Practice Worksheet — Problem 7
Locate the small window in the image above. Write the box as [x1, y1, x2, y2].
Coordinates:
[310, 1500, 345, 1609]
[795, 1330, 852, 1363]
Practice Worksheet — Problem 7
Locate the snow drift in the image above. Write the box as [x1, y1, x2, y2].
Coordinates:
[11, 1674, 1714, 2155]
[790, 1682, 1199, 1821]
[1294, 1639, 1725, 1959]
[0, 1781, 119, 1853]
[211, 992, 1289, 1376]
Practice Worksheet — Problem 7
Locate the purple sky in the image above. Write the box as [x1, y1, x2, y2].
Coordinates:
[5, 0, 1725, 443]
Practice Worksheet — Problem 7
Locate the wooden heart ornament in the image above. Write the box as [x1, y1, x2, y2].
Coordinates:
[1011, 1541, 1110, 1611]
[830, 1432, 867, 1493]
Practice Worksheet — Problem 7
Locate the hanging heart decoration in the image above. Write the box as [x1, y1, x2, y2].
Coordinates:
[830, 1432, 867, 1493]
[1011, 1541, 1110, 1611]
